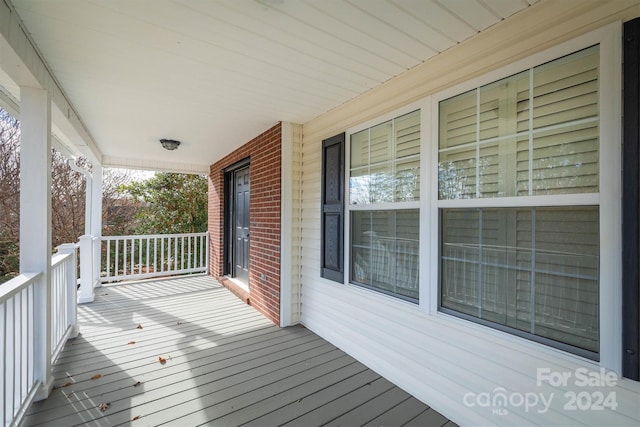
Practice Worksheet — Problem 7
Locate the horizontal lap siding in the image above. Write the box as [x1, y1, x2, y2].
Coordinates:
[299, 1, 640, 426]
[209, 124, 282, 325]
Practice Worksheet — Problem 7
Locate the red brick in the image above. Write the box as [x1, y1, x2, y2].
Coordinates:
[209, 123, 282, 326]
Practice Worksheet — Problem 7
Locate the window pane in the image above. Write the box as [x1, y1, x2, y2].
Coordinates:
[396, 158, 420, 202]
[351, 129, 369, 168]
[352, 211, 372, 285]
[351, 210, 419, 302]
[439, 46, 599, 199]
[441, 206, 599, 354]
[350, 167, 370, 205]
[440, 90, 477, 150]
[439, 145, 476, 199]
[370, 120, 392, 164]
[350, 110, 420, 204]
[370, 164, 394, 204]
[396, 110, 421, 159]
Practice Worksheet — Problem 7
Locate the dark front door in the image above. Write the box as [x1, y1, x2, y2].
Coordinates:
[233, 166, 250, 285]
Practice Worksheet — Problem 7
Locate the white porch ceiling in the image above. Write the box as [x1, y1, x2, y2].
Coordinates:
[9, 0, 536, 173]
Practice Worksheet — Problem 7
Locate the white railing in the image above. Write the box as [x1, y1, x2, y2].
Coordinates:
[0, 273, 39, 427]
[50, 245, 79, 362]
[0, 244, 78, 427]
[101, 232, 209, 283]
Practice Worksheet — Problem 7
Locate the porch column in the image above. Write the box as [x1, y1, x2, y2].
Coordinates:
[91, 164, 102, 287]
[19, 86, 54, 400]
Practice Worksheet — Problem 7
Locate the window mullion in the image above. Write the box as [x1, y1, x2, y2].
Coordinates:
[478, 209, 483, 319]
[476, 88, 481, 198]
[530, 207, 536, 335]
[528, 67, 534, 196]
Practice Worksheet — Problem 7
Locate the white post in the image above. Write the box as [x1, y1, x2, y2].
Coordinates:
[19, 86, 54, 400]
[56, 243, 79, 338]
[91, 165, 103, 287]
[78, 235, 95, 304]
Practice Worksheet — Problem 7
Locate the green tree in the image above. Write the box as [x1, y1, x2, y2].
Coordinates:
[120, 172, 208, 234]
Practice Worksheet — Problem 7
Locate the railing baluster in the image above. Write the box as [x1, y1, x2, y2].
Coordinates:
[15, 292, 21, 414]
[105, 240, 110, 279]
[27, 285, 33, 391]
[174, 237, 178, 272]
[138, 237, 142, 275]
[7, 298, 14, 421]
[145, 237, 150, 275]
[161, 237, 165, 273]
[116, 239, 121, 279]
[181, 236, 185, 271]
[1, 302, 5, 425]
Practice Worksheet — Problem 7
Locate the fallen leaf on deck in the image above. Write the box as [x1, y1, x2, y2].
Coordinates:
[176, 321, 183, 325]
[128, 341, 136, 345]
[98, 402, 111, 412]
[62, 382, 72, 388]
[65, 391, 74, 398]
[90, 374, 103, 380]
[132, 415, 141, 421]
[136, 323, 143, 329]
[158, 356, 166, 365]
[133, 381, 142, 387]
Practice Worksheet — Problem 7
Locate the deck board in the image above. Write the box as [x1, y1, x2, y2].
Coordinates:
[24, 276, 452, 426]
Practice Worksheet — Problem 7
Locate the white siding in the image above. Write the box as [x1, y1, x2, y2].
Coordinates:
[298, 1, 640, 426]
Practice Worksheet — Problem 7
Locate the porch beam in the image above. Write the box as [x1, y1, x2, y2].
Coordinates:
[0, 0, 101, 164]
[19, 86, 54, 400]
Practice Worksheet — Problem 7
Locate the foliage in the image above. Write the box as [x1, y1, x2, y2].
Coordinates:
[0, 108, 139, 282]
[0, 110, 20, 283]
[119, 172, 208, 234]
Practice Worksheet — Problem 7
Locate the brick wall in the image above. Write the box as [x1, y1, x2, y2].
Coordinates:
[209, 123, 282, 325]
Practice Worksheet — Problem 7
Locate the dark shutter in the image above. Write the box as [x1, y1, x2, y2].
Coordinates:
[623, 18, 640, 381]
[321, 133, 345, 282]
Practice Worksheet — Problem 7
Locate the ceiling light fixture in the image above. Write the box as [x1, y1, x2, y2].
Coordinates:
[160, 138, 181, 151]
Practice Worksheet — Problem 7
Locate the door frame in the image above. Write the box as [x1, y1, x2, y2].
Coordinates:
[223, 158, 251, 283]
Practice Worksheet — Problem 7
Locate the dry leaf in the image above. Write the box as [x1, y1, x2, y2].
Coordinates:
[158, 356, 166, 365]
[98, 402, 111, 412]
[128, 341, 136, 345]
[62, 382, 72, 388]
[176, 321, 183, 325]
[136, 323, 143, 329]
[65, 391, 74, 398]
[90, 374, 103, 380]
[132, 415, 141, 421]
[133, 381, 141, 387]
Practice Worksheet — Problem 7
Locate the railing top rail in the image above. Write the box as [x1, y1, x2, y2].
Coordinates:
[102, 232, 208, 241]
[0, 272, 42, 305]
[51, 252, 74, 268]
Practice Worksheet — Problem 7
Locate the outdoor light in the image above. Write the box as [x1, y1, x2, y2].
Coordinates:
[160, 138, 181, 150]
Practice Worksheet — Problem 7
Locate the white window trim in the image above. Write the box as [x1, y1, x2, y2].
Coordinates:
[429, 22, 622, 373]
[344, 100, 427, 302]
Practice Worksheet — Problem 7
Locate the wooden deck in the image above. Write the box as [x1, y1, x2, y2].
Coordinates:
[24, 276, 455, 427]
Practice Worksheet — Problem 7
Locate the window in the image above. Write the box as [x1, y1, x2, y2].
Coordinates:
[437, 45, 604, 358]
[349, 110, 421, 302]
